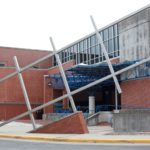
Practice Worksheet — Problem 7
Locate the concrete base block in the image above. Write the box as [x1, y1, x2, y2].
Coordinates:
[113, 110, 119, 113]
[30, 111, 89, 134]
[86, 111, 113, 126]
[113, 109, 150, 132]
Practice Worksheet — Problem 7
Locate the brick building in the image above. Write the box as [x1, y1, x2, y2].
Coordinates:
[0, 5, 150, 120]
[0, 47, 51, 119]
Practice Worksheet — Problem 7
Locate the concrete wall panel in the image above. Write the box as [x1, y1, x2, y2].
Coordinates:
[113, 110, 150, 132]
[119, 8, 150, 61]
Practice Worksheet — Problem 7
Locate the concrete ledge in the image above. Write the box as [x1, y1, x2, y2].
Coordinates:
[113, 109, 150, 132]
[0, 134, 150, 143]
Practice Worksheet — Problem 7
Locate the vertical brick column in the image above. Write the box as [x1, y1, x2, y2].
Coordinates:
[43, 77, 54, 113]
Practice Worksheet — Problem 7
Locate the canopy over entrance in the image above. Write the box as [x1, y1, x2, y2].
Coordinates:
[49, 61, 135, 90]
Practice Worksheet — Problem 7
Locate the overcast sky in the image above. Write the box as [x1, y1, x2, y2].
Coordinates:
[0, 0, 149, 51]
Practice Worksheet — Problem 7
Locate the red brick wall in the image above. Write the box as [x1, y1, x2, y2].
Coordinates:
[44, 88, 54, 113]
[0, 47, 52, 68]
[0, 104, 39, 120]
[0, 68, 47, 103]
[0, 68, 48, 120]
[121, 77, 150, 109]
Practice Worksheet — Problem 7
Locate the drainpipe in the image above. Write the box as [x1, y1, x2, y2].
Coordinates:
[43, 75, 49, 105]
[114, 86, 119, 113]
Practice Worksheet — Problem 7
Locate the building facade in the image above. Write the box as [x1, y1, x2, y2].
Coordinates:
[0, 5, 150, 120]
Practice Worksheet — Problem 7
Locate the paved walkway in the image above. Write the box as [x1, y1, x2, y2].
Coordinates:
[0, 121, 150, 143]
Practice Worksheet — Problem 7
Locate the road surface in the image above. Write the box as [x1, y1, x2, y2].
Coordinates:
[0, 139, 150, 150]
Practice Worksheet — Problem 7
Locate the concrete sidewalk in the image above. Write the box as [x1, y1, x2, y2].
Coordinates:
[0, 121, 150, 144]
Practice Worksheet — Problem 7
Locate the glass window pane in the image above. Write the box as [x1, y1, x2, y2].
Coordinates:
[114, 37, 119, 51]
[87, 48, 90, 61]
[62, 51, 65, 63]
[99, 44, 102, 56]
[74, 44, 77, 53]
[64, 49, 67, 62]
[77, 43, 80, 53]
[83, 39, 87, 50]
[114, 24, 118, 37]
[114, 37, 119, 56]
[68, 48, 70, 56]
[104, 41, 108, 52]
[90, 47, 95, 63]
[79, 41, 83, 52]
[95, 45, 99, 55]
[70, 46, 74, 58]
[109, 26, 114, 39]
[91, 46, 95, 54]
[103, 29, 108, 41]
[108, 39, 114, 53]
[71, 46, 73, 53]
[87, 37, 90, 48]
[90, 35, 96, 46]
[64, 49, 67, 57]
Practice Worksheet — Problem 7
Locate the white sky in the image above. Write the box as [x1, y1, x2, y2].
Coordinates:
[0, 0, 149, 51]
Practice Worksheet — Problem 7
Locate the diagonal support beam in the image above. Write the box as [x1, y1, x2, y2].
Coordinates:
[0, 56, 150, 127]
[50, 37, 77, 112]
[13, 56, 36, 129]
[90, 16, 122, 94]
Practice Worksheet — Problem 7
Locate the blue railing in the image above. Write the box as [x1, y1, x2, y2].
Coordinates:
[54, 104, 121, 113]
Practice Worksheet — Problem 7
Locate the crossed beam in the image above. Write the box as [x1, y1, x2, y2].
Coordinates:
[0, 56, 150, 127]
[0, 16, 149, 128]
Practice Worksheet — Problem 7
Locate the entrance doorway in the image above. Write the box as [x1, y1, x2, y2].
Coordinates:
[73, 85, 121, 113]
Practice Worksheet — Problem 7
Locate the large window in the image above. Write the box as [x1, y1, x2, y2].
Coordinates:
[52, 24, 119, 66]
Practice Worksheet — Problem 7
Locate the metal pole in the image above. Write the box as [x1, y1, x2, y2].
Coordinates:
[0, 57, 150, 127]
[50, 37, 77, 112]
[90, 16, 122, 94]
[89, 96, 95, 115]
[13, 56, 36, 129]
[115, 86, 118, 110]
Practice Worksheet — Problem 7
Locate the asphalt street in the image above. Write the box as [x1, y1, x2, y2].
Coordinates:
[0, 139, 150, 150]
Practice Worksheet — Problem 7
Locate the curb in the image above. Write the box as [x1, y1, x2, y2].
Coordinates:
[0, 134, 150, 143]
